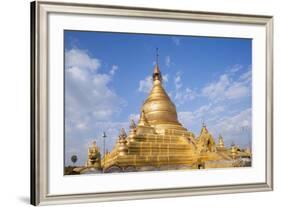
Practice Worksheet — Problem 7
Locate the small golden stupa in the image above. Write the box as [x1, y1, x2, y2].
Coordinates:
[196, 123, 216, 153]
[82, 54, 252, 173]
[85, 141, 101, 169]
[217, 134, 225, 149]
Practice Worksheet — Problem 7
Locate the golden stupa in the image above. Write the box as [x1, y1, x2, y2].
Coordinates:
[79, 56, 252, 174]
[85, 141, 101, 169]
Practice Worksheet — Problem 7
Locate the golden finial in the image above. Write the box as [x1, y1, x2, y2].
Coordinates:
[200, 120, 208, 134]
[218, 134, 224, 148]
[231, 143, 237, 159]
[138, 110, 149, 126]
[130, 119, 136, 129]
[119, 128, 127, 139]
[202, 120, 206, 128]
[153, 48, 162, 82]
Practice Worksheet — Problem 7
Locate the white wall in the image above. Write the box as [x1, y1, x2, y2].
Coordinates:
[0, 0, 279, 206]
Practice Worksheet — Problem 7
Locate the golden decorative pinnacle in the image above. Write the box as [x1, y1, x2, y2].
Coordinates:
[200, 122, 208, 134]
[218, 134, 224, 148]
[138, 110, 149, 126]
[119, 128, 127, 139]
[202, 120, 206, 128]
[153, 48, 162, 82]
[130, 119, 136, 129]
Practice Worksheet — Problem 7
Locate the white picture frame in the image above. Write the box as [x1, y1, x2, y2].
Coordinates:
[30, 1, 273, 205]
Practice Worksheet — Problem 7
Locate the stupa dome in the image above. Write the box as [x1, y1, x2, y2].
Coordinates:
[141, 63, 182, 127]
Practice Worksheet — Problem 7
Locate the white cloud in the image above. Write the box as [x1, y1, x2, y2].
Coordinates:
[201, 68, 251, 102]
[239, 69, 252, 83]
[165, 56, 171, 67]
[76, 122, 87, 130]
[178, 111, 196, 129]
[210, 106, 225, 114]
[138, 76, 153, 93]
[110, 64, 118, 75]
[129, 113, 140, 123]
[201, 74, 230, 101]
[65, 49, 125, 126]
[65, 48, 126, 165]
[171, 37, 181, 46]
[225, 82, 249, 99]
[162, 74, 169, 83]
[67, 66, 86, 81]
[175, 88, 197, 105]
[173, 72, 197, 105]
[229, 64, 242, 74]
[175, 65, 251, 148]
[178, 103, 212, 129]
[174, 72, 182, 90]
[171, 65, 251, 105]
[195, 103, 212, 118]
[186, 88, 196, 100]
[210, 108, 252, 146]
[178, 107, 251, 147]
[66, 48, 100, 72]
[65, 120, 129, 166]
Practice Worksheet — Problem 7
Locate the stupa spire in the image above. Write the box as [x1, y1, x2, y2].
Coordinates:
[156, 47, 159, 65]
[153, 48, 162, 82]
[202, 120, 206, 128]
[200, 121, 208, 134]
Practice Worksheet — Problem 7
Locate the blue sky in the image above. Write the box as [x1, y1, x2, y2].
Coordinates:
[64, 30, 252, 166]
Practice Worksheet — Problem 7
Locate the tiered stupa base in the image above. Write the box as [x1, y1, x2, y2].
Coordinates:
[104, 125, 199, 172]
